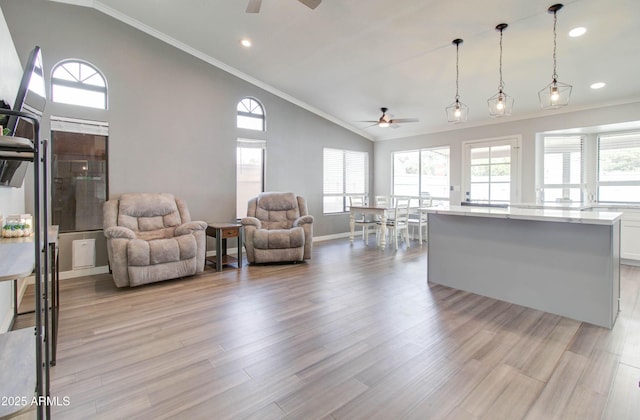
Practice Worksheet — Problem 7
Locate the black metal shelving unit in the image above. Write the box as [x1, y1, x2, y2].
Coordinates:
[0, 108, 51, 419]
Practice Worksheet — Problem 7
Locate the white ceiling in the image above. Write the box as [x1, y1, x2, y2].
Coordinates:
[52, 0, 640, 141]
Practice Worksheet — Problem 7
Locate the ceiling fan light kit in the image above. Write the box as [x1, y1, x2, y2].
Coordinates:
[539, 3, 572, 109]
[446, 38, 469, 123]
[487, 23, 514, 117]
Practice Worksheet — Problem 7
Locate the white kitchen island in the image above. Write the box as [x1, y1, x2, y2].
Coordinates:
[426, 205, 622, 328]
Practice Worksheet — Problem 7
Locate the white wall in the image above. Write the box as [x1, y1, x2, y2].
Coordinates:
[0, 6, 26, 332]
[374, 102, 640, 204]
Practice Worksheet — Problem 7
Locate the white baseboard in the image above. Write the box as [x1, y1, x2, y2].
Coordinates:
[622, 258, 640, 267]
[59, 265, 110, 280]
[313, 232, 351, 241]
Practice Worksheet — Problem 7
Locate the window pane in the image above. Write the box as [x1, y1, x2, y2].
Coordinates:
[471, 165, 489, 182]
[393, 147, 450, 202]
[490, 183, 510, 202]
[470, 183, 489, 201]
[345, 151, 367, 194]
[52, 85, 106, 109]
[323, 148, 368, 213]
[471, 147, 489, 165]
[52, 130, 107, 232]
[323, 196, 344, 214]
[599, 148, 640, 182]
[323, 148, 344, 195]
[597, 133, 640, 203]
[421, 147, 449, 199]
[490, 145, 511, 164]
[237, 115, 264, 130]
[491, 163, 510, 181]
[393, 151, 419, 197]
[237, 147, 264, 218]
[599, 185, 640, 203]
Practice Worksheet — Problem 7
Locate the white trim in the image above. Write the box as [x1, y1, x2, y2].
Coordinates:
[60, 265, 110, 279]
[461, 135, 523, 204]
[50, 115, 109, 135]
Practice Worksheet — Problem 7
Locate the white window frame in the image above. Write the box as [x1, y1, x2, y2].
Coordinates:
[236, 139, 266, 218]
[597, 131, 640, 204]
[237, 97, 265, 131]
[540, 135, 585, 203]
[462, 136, 522, 204]
[391, 146, 450, 204]
[323, 148, 369, 214]
[51, 59, 108, 109]
[535, 130, 640, 205]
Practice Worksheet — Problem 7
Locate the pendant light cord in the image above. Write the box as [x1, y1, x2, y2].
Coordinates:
[552, 10, 558, 81]
[455, 42, 460, 100]
[498, 27, 504, 91]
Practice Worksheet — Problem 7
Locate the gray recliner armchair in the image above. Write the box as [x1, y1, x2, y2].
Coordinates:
[103, 193, 207, 287]
[242, 192, 314, 263]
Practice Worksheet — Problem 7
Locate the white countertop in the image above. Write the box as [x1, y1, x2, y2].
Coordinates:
[511, 202, 640, 211]
[423, 205, 622, 225]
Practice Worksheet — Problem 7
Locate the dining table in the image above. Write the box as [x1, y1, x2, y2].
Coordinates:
[349, 205, 390, 250]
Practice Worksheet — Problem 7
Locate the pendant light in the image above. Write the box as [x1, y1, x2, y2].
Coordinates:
[487, 23, 513, 117]
[446, 38, 468, 123]
[539, 4, 572, 109]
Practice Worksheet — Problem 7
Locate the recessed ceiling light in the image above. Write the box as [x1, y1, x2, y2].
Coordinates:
[590, 82, 606, 89]
[240, 39, 252, 47]
[569, 27, 586, 37]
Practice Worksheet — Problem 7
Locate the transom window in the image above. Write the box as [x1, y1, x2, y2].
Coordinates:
[237, 98, 265, 131]
[51, 60, 107, 109]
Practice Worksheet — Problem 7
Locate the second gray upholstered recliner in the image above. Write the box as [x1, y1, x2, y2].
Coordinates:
[242, 192, 314, 263]
[103, 193, 207, 287]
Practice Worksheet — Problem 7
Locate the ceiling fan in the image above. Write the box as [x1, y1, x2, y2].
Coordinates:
[362, 107, 419, 128]
[246, 0, 322, 13]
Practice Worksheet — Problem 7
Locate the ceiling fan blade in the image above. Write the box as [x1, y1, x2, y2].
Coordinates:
[246, 0, 261, 13]
[389, 118, 419, 124]
[298, 0, 321, 9]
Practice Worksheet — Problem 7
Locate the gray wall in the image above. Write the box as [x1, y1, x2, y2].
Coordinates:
[374, 102, 640, 204]
[0, 0, 373, 271]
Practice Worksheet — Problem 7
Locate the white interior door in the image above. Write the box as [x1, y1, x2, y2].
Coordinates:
[462, 137, 521, 204]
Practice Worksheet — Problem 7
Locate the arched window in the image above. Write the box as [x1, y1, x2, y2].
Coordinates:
[237, 97, 265, 131]
[51, 60, 107, 109]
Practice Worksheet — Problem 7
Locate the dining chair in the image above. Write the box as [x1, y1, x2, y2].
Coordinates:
[377, 196, 411, 250]
[408, 193, 432, 245]
[349, 196, 377, 244]
[374, 195, 390, 208]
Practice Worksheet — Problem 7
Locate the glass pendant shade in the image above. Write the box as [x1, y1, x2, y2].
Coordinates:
[539, 4, 572, 109]
[488, 23, 513, 117]
[488, 89, 514, 117]
[539, 78, 572, 109]
[446, 38, 468, 123]
[446, 98, 469, 123]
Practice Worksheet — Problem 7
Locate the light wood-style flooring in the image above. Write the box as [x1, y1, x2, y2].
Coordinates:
[21, 239, 640, 418]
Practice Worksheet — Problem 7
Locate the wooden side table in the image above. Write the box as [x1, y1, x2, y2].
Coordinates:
[206, 222, 243, 272]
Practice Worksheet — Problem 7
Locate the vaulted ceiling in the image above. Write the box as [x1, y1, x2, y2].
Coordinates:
[52, 0, 640, 140]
